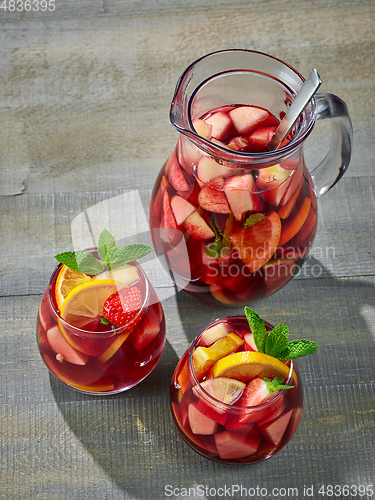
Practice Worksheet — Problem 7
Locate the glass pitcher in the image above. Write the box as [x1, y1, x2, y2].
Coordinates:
[149, 49, 353, 306]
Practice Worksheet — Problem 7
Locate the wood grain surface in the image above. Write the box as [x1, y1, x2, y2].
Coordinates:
[0, 1, 374, 499]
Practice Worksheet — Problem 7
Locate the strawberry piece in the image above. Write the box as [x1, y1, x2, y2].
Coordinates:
[240, 377, 279, 406]
[103, 287, 143, 331]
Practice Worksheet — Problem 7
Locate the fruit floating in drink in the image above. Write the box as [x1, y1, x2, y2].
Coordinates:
[150, 104, 318, 305]
[37, 230, 166, 394]
[170, 307, 318, 464]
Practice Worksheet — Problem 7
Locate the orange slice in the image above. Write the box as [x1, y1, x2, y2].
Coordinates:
[230, 212, 281, 273]
[211, 351, 293, 383]
[55, 265, 91, 310]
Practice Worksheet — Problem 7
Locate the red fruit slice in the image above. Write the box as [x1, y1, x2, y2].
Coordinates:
[183, 211, 215, 240]
[98, 331, 131, 363]
[204, 111, 232, 140]
[166, 151, 190, 191]
[214, 430, 260, 459]
[279, 197, 312, 246]
[263, 258, 296, 295]
[161, 190, 178, 229]
[198, 185, 231, 214]
[196, 399, 228, 426]
[230, 212, 281, 273]
[229, 106, 271, 135]
[239, 377, 278, 406]
[259, 408, 293, 445]
[188, 403, 218, 435]
[133, 305, 161, 349]
[47, 326, 89, 365]
[248, 126, 277, 152]
[171, 195, 196, 225]
[224, 174, 262, 221]
[293, 204, 317, 245]
[278, 179, 304, 219]
[244, 333, 257, 352]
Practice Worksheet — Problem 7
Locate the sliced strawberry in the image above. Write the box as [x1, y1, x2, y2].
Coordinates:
[103, 287, 143, 331]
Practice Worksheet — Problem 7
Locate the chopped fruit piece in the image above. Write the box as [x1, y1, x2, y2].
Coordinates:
[263, 258, 296, 295]
[256, 164, 293, 206]
[278, 179, 304, 219]
[92, 263, 139, 287]
[166, 151, 190, 191]
[224, 174, 262, 221]
[196, 156, 234, 183]
[205, 111, 232, 140]
[198, 185, 231, 214]
[196, 399, 228, 426]
[193, 119, 212, 140]
[215, 430, 260, 459]
[244, 332, 257, 351]
[230, 212, 281, 273]
[161, 190, 178, 229]
[171, 195, 196, 225]
[210, 284, 239, 305]
[248, 126, 277, 152]
[200, 322, 231, 346]
[60, 280, 127, 330]
[193, 332, 244, 376]
[55, 265, 91, 311]
[279, 197, 312, 246]
[227, 136, 249, 151]
[183, 211, 215, 240]
[293, 204, 316, 244]
[259, 408, 293, 445]
[188, 403, 218, 435]
[229, 106, 270, 135]
[152, 175, 170, 215]
[196, 377, 245, 404]
[210, 351, 292, 381]
[133, 305, 161, 349]
[47, 326, 88, 365]
[103, 286, 143, 331]
[98, 331, 131, 363]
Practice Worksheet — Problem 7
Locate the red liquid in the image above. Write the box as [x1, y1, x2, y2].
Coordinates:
[37, 262, 166, 394]
[170, 317, 303, 464]
[150, 105, 318, 305]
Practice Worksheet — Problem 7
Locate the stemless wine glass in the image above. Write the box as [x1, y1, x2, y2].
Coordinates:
[170, 316, 303, 464]
[37, 259, 166, 394]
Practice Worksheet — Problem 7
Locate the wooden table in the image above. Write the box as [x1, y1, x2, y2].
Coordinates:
[1, 1, 374, 498]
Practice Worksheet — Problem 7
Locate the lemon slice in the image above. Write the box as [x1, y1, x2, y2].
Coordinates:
[55, 265, 92, 310]
[60, 279, 127, 328]
[198, 377, 246, 405]
[211, 351, 292, 382]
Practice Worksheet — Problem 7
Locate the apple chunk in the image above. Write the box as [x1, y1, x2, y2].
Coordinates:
[229, 106, 270, 135]
[197, 156, 234, 184]
[224, 174, 262, 221]
[198, 185, 231, 214]
[171, 195, 196, 225]
[183, 211, 215, 240]
[256, 164, 293, 206]
[204, 111, 232, 140]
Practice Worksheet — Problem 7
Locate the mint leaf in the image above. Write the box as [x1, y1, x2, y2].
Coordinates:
[244, 213, 266, 229]
[244, 307, 268, 353]
[97, 229, 117, 263]
[54, 251, 105, 275]
[111, 244, 153, 267]
[264, 376, 294, 392]
[204, 238, 222, 258]
[265, 324, 289, 358]
[278, 339, 319, 360]
[101, 317, 110, 325]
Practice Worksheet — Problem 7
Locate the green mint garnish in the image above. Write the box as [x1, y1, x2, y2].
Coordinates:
[244, 306, 319, 360]
[204, 216, 231, 259]
[244, 213, 266, 229]
[264, 376, 294, 392]
[101, 317, 110, 325]
[55, 229, 154, 275]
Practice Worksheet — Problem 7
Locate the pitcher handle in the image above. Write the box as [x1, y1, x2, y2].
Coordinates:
[310, 93, 353, 198]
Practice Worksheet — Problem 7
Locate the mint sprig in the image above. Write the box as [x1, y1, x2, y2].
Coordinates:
[264, 376, 294, 392]
[244, 306, 319, 360]
[55, 229, 154, 275]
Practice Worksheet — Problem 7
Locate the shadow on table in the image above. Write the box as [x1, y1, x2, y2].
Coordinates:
[50, 257, 375, 498]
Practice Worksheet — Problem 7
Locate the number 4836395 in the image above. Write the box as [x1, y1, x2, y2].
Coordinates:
[0, 0, 55, 11]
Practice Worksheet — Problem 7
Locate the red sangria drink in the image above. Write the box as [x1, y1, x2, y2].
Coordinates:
[150, 49, 353, 306]
[170, 308, 318, 464]
[37, 230, 166, 394]
[150, 104, 317, 305]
